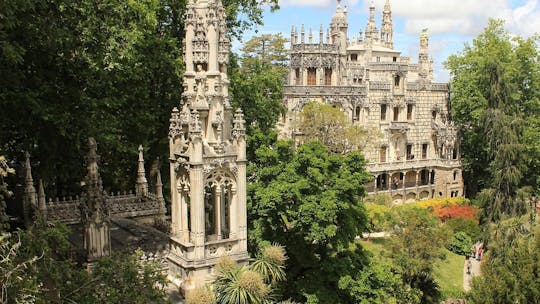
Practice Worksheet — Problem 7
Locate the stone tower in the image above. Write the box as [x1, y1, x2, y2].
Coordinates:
[167, 0, 248, 293]
[80, 138, 111, 262]
[380, 0, 393, 49]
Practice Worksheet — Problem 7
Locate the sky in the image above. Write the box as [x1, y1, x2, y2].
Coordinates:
[235, 0, 540, 82]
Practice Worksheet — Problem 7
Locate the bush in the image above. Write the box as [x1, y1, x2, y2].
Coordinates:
[446, 231, 472, 256]
[366, 203, 394, 232]
[445, 217, 480, 241]
[433, 205, 478, 221]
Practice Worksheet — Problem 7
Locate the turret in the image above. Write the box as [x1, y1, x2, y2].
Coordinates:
[419, 29, 432, 81]
[380, 0, 393, 48]
[330, 0, 348, 52]
[365, 0, 379, 42]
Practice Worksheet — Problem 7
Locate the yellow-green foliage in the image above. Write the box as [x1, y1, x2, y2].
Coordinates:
[365, 203, 394, 232]
[185, 286, 216, 304]
[411, 197, 469, 209]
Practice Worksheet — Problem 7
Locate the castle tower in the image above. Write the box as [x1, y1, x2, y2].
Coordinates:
[167, 0, 248, 293]
[419, 29, 433, 81]
[365, 0, 379, 42]
[80, 138, 111, 262]
[380, 0, 393, 48]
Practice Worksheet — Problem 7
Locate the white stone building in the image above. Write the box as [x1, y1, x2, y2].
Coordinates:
[278, 0, 464, 204]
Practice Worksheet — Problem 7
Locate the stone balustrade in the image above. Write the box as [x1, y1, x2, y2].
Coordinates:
[367, 158, 461, 173]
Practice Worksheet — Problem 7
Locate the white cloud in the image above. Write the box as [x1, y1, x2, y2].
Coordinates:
[366, 0, 540, 36]
[278, 0, 359, 8]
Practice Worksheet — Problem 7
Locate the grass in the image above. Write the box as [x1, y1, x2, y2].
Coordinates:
[359, 238, 465, 299]
[434, 250, 465, 299]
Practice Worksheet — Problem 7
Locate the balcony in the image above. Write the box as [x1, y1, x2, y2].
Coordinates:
[367, 158, 461, 173]
[388, 121, 410, 133]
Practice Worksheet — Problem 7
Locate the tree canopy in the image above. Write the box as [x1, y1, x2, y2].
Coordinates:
[445, 19, 540, 203]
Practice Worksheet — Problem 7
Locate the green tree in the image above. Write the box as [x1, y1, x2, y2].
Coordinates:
[468, 218, 540, 304]
[338, 259, 421, 304]
[298, 102, 379, 154]
[389, 207, 449, 303]
[249, 140, 372, 302]
[445, 19, 540, 200]
[0, 0, 281, 196]
[240, 33, 289, 66]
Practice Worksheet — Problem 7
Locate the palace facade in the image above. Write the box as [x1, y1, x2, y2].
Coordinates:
[278, 0, 464, 204]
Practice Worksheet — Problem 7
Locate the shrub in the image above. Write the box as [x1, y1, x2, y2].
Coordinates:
[445, 217, 480, 241]
[433, 205, 478, 221]
[366, 203, 394, 232]
[446, 231, 472, 256]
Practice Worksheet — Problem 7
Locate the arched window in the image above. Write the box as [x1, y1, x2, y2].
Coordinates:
[204, 170, 236, 241]
[394, 75, 401, 87]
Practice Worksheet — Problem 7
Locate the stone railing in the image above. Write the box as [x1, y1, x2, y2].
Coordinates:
[367, 158, 461, 173]
[47, 197, 81, 225]
[369, 63, 409, 72]
[283, 85, 366, 96]
[388, 121, 410, 133]
[291, 44, 338, 53]
[44, 192, 164, 225]
[369, 81, 391, 90]
[431, 83, 449, 91]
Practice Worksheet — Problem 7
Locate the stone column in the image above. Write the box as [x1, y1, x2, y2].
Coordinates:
[229, 187, 238, 240]
[214, 187, 222, 240]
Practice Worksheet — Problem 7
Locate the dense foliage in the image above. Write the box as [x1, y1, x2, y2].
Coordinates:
[446, 19, 539, 205]
[0, 0, 278, 196]
[248, 140, 372, 303]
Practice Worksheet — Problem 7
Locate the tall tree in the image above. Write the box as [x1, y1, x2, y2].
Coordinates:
[240, 33, 289, 66]
[0, 0, 280, 197]
[445, 19, 540, 200]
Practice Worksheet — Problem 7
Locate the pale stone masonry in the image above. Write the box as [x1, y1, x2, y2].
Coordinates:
[278, 0, 464, 204]
[167, 0, 248, 293]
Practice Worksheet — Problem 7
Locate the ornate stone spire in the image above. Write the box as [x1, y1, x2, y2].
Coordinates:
[156, 169, 166, 216]
[81, 137, 110, 262]
[136, 145, 148, 197]
[23, 152, 37, 225]
[319, 24, 324, 44]
[301, 24, 305, 44]
[381, 0, 393, 48]
[419, 29, 432, 81]
[365, 0, 379, 41]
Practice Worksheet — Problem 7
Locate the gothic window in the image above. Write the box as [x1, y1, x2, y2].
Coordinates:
[422, 144, 428, 159]
[420, 169, 429, 185]
[453, 148, 458, 159]
[355, 107, 361, 121]
[453, 170, 458, 181]
[430, 170, 436, 184]
[394, 75, 401, 87]
[204, 170, 235, 241]
[406, 144, 413, 160]
[295, 68, 301, 85]
[307, 68, 317, 86]
[380, 104, 387, 121]
[380, 146, 387, 163]
[393, 107, 399, 121]
[351, 54, 358, 61]
[324, 68, 332, 85]
[376, 56, 381, 62]
[407, 104, 413, 120]
[393, 56, 397, 62]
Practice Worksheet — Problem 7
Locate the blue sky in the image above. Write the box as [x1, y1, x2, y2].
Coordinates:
[235, 0, 540, 82]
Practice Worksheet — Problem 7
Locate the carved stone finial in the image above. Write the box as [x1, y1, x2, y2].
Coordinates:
[38, 179, 47, 219]
[23, 152, 37, 225]
[136, 145, 149, 197]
